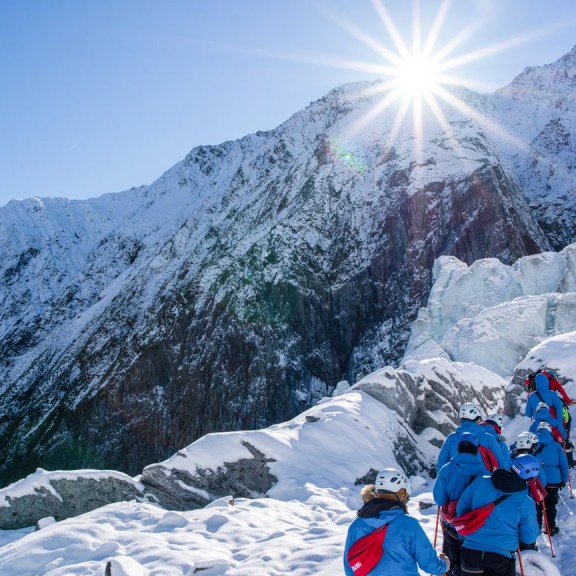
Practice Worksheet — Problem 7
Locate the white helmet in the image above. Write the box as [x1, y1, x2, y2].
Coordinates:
[459, 403, 482, 421]
[515, 433, 538, 450]
[536, 402, 549, 413]
[486, 413, 503, 428]
[375, 468, 409, 494]
[537, 421, 552, 433]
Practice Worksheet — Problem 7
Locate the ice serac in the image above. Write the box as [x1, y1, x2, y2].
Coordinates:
[2, 47, 576, 483]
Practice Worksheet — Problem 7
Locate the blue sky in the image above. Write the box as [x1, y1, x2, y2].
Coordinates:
[1, 0, 576, 208]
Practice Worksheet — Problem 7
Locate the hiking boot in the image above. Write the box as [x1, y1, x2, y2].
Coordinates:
[550, 526, 559, 536]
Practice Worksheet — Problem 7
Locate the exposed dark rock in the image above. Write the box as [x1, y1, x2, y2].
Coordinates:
[140, 441, 278, 510]
[0, 473, 144, 530]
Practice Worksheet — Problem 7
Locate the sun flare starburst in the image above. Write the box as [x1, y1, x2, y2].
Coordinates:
[310, 0, 539, 167]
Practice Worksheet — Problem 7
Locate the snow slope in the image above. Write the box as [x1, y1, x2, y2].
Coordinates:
[2, 243, 576, 574]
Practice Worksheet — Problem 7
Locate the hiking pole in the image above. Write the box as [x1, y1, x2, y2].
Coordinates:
[433, 507, 440, 549]
[516, 548, 525, 576]
[541, 503, 556, 557]
[431, 508, 441, 576]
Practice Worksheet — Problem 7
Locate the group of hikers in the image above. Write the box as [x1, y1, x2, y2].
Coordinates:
[343, 368, 574, 576]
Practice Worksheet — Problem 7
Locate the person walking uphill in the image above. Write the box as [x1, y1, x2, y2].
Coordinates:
[434, 433, 488, 576]
[534, 422, 569, 535]
[455, 454, 540, 576]
[436, 403, 505, 471]
[344, 468, 449, 576]
[480, 413, 512, 468]
[525, 372, 564, 422]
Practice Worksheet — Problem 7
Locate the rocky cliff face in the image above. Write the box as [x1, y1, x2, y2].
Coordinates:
[493, 44, 576, 250]
[1, 47, 576, 485]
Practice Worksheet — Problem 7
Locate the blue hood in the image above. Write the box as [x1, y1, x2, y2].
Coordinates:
[452, 453, 488, 477]
[535, 373, 550, 393]
[536, 429, 554, 445]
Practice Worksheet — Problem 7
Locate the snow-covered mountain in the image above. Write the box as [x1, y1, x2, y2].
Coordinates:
[1, 47, 576, 485]
[0, 243, 575, 575]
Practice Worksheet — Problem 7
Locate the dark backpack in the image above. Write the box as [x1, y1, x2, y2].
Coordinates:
[453, 494, 509, 536]
[346, 524, 388, 576]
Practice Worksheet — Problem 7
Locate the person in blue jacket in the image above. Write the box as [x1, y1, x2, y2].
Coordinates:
[480, 413, 512, 468]
[534, 422, 569, 534]
[528, 402, 566, 441]
[456, 454, 540, 576]
[510, 432, 547, 487]
[525, 372, 564, 422]
[437, 403, 505, 471]
[344, 468, 449, 576]
[434, 433, 488, 576]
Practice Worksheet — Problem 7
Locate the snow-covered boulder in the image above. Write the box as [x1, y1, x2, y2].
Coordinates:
[0, 469, 144, 530]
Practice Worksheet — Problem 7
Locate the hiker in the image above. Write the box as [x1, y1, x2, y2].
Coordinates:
[528, 402, 566, 442]
[344, 468, 450, 576]
[509, 433, 547, 486]
[533, 422, 569, 535]
[509, 431, 538, 459]
[480, 413, 512, 468]
[455, 454, 540, 576]
[433, 433, 488, 576]
[436, 403, 504, 471]
[525, 369, 574, 406]
[525, 372, 564, 422]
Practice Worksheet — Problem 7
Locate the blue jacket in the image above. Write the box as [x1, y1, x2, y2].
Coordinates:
[528, 407, 566, 440]
[437, 420, 506, 470]
[525, 376, 564, 422]
[534, 429, 569, 485]
[480, 423, 512, 468]
[344, 500, 448, 576]
[434, 453, 488, 510]
[456, 470, 539, 557]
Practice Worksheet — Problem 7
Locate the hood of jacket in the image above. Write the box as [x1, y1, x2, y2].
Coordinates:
[535, 373, 551, 394]
[357, 497, 407, 519]
[536, 428, 554, 445]
[452, 452, 489, 476]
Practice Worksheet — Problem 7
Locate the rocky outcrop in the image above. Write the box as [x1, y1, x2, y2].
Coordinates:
[141, 441, 277, 510]
[0, 470, 144, 530]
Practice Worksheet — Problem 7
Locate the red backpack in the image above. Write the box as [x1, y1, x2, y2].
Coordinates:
[528, 477, 547, 504]
[440, 500, 458, 524]
[346, 524, 388, 576]
[478, 445, 499, 472]
[453, 494, 509, 536]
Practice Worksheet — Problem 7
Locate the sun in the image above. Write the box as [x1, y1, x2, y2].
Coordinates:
[391, 51, 443, 99]
[307, 0, 533, 163]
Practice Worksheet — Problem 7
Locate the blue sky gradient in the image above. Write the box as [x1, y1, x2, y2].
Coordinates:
[1, 0, 576, 207]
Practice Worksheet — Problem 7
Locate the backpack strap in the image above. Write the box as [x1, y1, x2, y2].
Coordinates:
[492, 494, 510, 506]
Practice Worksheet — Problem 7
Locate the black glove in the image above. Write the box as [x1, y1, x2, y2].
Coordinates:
[560, 483, 566, 489]
[519, 541, 538, 551]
